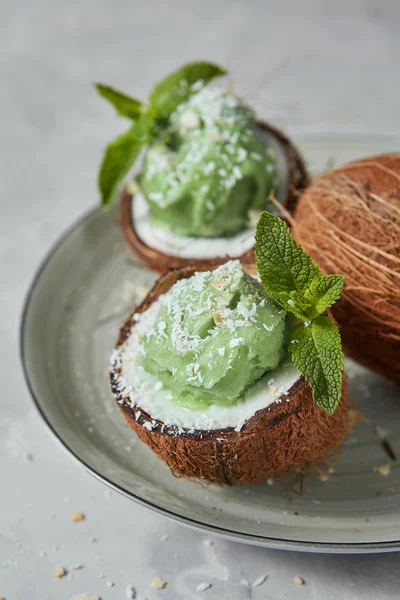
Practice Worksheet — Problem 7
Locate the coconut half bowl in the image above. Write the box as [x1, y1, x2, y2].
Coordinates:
[110, 262, 349, 485]
[120, 121, 310, 273]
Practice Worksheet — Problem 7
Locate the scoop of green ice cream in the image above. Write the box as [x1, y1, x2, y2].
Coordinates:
[137, 87, 277, 237]
[139, 261, 288, 409]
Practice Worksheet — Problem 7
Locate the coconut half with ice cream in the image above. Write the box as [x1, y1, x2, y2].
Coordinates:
[95, 61, 309, 274]
[110, 260, 349, 484]
[120, 88, 309, 273]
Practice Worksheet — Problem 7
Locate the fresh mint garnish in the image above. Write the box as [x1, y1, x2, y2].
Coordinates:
[306, 274, 345, 316]
[255, 212, 345, 414]
[95, 83, 143, 119]
[95, 61, 226, 205]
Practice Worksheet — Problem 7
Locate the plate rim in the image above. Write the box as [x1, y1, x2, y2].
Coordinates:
[20, 134, 400, 553]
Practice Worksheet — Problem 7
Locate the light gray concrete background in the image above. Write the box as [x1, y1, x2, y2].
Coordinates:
[1, 0, 400, 598]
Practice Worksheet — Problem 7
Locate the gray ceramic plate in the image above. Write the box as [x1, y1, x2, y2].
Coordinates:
[21, 135, 400, 553]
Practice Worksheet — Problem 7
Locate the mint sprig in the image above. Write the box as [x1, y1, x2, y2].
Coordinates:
[255, 212, 345, 414]
[95, 61, 226, 206]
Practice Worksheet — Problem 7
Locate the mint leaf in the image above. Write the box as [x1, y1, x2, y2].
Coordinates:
[255, 212, 345, 320]
[134, 108, 155, 139]
[95, 83, 143, 120]
[148, 61, 226, 118]
[98, 122, 148, 206]
[289, 317, 343, 414]
[305, 274, 345, 315]
[274, 275, 345, 320]
[268, 290, 314, 320]
[255, 212, 345, 413]
[255, 211, 321, 306]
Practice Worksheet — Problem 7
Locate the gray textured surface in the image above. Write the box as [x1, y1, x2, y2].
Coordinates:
[2, 0, 400, 598]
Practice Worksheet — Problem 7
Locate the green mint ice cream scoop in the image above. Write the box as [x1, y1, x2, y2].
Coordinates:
[137, 88, 277, 238]
[139, 261, 288, 409]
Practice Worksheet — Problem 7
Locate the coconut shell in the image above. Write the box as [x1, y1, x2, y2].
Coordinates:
[293, 154, 400, 384]
[119, 121, 310, 273]
[110, 264, 350, 485]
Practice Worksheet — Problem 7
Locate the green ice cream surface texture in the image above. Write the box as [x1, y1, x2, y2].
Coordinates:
[139, 261, 288, 409]
[138, 87, 277, 237]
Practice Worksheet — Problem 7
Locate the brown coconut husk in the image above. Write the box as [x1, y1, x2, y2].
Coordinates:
[110, 263, 349, 485]
[119, 120, 310, 273]
[293, 154, 400, 384]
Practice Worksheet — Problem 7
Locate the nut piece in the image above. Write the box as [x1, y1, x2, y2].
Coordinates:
[213, 311, 223, 324]
[151, 576, 167, 590]
[374, 464, 391, 477]
[53, 566, 66, 579]
[375, 425, 389, 438]
[70, 511, 85, 522]
[293, 576, 305, 585]
[211, 280, 227, 291]
[349, 409, 366, 425]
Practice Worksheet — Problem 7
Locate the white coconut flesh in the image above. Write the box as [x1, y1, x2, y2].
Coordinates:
[131, 126, 290, 260]
[111, 295, 300, 433]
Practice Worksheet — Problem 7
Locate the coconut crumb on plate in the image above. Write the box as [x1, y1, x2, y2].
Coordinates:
[349, 409, 366, 425]
[72, 595, 100, 600]
[374, 464, 391, 476]
[196, 582, 212, 592]
[252, 574, 268, 587]
[375, 425, 389, 438]
[293, 576, 305, 585]
[70, 511, 85, 522]
[53, 566, 67, 579]
[202, 539, 214, 546]
[151, 576, 167, 590]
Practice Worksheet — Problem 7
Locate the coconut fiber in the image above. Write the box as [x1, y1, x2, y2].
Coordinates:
[293, 155, 400, 384]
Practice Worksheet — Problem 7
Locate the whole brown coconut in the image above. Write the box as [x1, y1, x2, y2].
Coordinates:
[110, 264, 349, 485]
[293, 154, 400, 384]
[120, 121, 310, 273]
